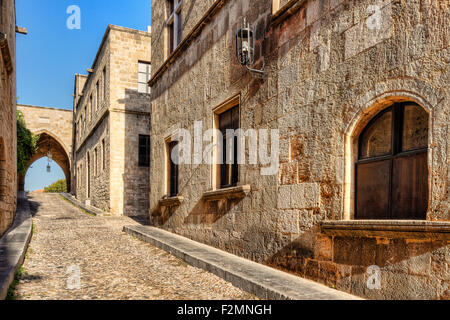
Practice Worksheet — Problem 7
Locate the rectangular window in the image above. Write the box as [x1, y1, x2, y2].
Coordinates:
[94, 147, 98, 176]
[219, 105, 240, 188]
[138, 61, 151, 94]
[89, 94, 93, 122]
[166, 0, 182, 55]
[102, 139, 106, 171]
[103, 67, 107, 100]
[0, 0, 3, 25]
[96, 81, 99, 111]
[168, 141, 179, 197]
[139, 135, 150, 167]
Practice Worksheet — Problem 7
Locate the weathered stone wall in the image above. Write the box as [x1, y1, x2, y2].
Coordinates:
[0, 0, 16, 237]
[74, 25, 112, 209]
[74, 25, 151, 217]
[109, 26, 151, 216]
[150, 0, 449, 299]
[151, 0, 216, 73]
[17, 105, 73, 160]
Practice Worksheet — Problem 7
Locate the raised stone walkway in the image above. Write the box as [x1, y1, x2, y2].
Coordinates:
[124, 225, 361, 300]
[0, 192, 33, 299]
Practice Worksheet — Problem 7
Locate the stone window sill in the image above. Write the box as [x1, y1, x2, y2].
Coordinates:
[159, 196, 184, 207]
[203, 185, 251, 201]
[321, 220, 450, 240]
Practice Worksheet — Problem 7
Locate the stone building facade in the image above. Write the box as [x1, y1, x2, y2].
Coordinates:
[73, 25, 152, 217]
[149, 0, 449, 299]
[0, 0, 17, 236]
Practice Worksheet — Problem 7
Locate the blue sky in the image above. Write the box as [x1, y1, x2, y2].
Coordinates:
[18, 0, 152, 190]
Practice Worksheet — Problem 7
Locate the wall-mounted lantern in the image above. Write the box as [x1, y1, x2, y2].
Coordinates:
[235, 18, 264, 81]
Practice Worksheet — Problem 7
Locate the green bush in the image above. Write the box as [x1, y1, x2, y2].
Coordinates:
[44, 179, 67, 193]
[17, 110, 39, 175]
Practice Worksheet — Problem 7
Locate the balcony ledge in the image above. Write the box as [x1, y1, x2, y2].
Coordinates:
[203, 185, 251, 201]
[159, 196, 184, 207]
[321, 220, 450, 240]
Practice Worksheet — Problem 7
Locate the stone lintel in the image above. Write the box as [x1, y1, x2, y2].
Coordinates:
[321, 220, 450, 240]
[203, 185, 251, 201]
[159, 196, 184, 207]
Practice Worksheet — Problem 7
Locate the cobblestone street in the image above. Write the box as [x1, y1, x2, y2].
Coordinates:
[12, 193, 256, 300]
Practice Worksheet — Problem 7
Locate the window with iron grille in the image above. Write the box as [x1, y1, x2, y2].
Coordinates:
[138, 61, 151, 94]
[139, 135, 150, 167]
[219, 105, 240, 188]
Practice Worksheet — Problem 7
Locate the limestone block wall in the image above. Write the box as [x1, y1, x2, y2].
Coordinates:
[151, 0, 216, 73]
[150, 0, 449, 299]
[74, 25, 151, 217]
[73, 25, 112, 209]
[0, 0, 16, 236]
[108, 27, 151, 217]
[17, 105, 73, 159]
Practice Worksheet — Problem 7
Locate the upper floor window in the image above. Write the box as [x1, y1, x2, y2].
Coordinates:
[103, 67, 107, 100]
[102, 138, 106, 171]
[166, 0, 182, 55]
[89, 94, 93, 121]
[356, 102, 429, 220]
[138, 61, 151, 94]
[0, 0, 4, 26]
[219, 105, 240, 189]
[96, 81, 100, 111]
[168, 140, 179, 197]
[139, 135, 150, 167]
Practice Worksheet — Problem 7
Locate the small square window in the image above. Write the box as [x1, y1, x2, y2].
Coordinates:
[138, 61, 151, 94]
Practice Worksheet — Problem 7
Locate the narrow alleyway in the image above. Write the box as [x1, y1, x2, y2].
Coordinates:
[12, 193, 256, 300]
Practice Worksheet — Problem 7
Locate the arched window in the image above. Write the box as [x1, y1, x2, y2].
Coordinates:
[356, 102, 428, 220]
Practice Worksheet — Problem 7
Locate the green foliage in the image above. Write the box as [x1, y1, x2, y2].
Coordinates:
[44, 179, 67, 193]
[6, 266, 24, 300]
[17, 111, 39, 175]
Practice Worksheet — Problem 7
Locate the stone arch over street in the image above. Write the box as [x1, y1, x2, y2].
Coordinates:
[19, 131, 72, 192]
[17, 105, 73, 192]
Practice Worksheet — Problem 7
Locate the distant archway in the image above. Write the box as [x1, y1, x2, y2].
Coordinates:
[19, 131, 71, 192]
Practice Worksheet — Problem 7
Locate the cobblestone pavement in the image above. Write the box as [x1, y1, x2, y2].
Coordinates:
[12, 193, 257, 300]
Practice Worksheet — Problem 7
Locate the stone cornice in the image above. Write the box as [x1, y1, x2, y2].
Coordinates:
[148, 0, 229, 87]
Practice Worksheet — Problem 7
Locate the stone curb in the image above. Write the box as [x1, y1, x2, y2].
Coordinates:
[123, 225, 362, 300]
[0, 192, 33, 300]
[60, 193, 106, 216]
